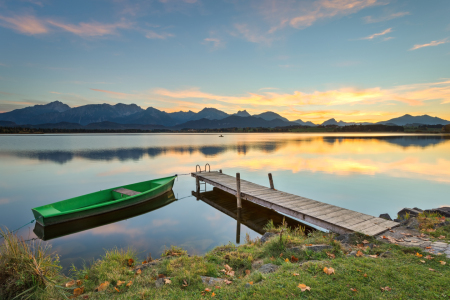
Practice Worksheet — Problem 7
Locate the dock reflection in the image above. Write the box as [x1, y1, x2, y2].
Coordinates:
[33, 191, 177, 241]
[192, 187, 314, 243]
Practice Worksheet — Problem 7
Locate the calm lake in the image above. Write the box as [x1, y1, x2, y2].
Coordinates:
[1, 133, 449, 270]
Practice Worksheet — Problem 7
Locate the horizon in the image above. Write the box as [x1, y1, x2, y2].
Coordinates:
[2, 99, 449, 125]
[1, 0, 450, 123]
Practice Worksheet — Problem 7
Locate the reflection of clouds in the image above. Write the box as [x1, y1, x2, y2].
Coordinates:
[0, 198, 10, 205]
[205, 211, 222, 221]
[89, 223, 142, 238]
[152, 219, 179, 227]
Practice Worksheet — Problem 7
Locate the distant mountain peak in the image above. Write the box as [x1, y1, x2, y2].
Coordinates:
[234, 110, 251, 117]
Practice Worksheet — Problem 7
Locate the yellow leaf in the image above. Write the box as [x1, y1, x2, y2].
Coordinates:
[164, 278, 172, 284]
[117, 280, 126, 286]
[65, 280, 76, 288]
[285, 258, 289, 263]
[73, 286, 84, 296]
[297, 283, 311, 292]
[356, 250, 364, 257]
[205, 288, 212, 292]
[415, 253, 423, 257]
[136, 269, 142, 275]
[440, 261, 446, 265]
[350, 288, 357, 292]
[420, 260, 425, 263]
[367, 255, 378, 258]
[114, 287, 120, 292]
[293, 273, 299, 276]
[429, 268, 435, 272]
[95, 281, 110, 292]
[126, 281, 132, 287]
[212, 292, 216, 297]
[323, 267, 335, 275]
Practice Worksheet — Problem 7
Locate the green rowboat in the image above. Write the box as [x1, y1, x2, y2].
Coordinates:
[32, 175, 177, 226]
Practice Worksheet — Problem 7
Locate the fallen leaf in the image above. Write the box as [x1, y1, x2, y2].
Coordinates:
[350, 288, 357, 292]
[426, 228, 436, 232]
[127, 259, 134, 267]
[114, 287, 120, 292]
[158, 274, 166, 278]
[438, 235, 446, 239]
[182, 279, 188, 287]
[142, 260, 147, 264]
[65, 280, 76, 288]
[363, 273, 367, 277]
[95, 281, 110, 292]
[224, 279, 232, 285]
[425, 246, 432, 249]
[76, 280, 82, 286]
[440, 261, 446, 265]
[420, 260, 425, 263]
[291, 255, 299, 262]
[362, 240, 369, 244]
[117, 280, 125, 286]
[73, 287, 84, 296]
[285, 258, 290, 263]
[326, 252, 335, 259]
[429, 268, 435, 272]
[381, 286, 392, 292]
[83, 296, 89, 299]
[245, 270, 251, 276]
[279, 253, 283, 257]
[270, 256, 275, 261]
[215, 286, 221, 289]
[84, 275, 88, 280]
[126, 281, 132, 287]
[205, 288, 212, 292]
[136, 269, 142, 275]
[248, 281, 253, 285]
[367, 255, 378, 258]
[415, 253, 423, 258]
[382, 236, 389, 240]
[212, 292, 216, 297]
[356, 250, 364, 257]
[293, 273, 299, 276]
[297, 284, 311, 292]
[425, 255, 433, 260]
[323, 267, 335, 275]
[220, 264, 235, 277]
[164, 278, 171, 284]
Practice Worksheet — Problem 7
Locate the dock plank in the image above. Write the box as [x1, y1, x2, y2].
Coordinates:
[192, 172, 399, 236]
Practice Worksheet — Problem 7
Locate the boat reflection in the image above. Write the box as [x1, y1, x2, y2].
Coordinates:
[192, 187, 315, 243]
[33, 190, 177, 241]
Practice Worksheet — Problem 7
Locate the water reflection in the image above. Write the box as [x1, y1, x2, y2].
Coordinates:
[193, 188, 314, 241]
[1, 135, 448, 164]
[34, 191, 177, 241]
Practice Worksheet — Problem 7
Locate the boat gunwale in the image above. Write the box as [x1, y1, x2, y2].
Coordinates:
[32, 175, 176, 219]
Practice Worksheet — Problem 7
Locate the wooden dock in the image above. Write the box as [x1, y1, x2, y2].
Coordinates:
[192, 171, 399, 236]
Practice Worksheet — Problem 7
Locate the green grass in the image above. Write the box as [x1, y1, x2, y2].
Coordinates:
[2, 222, 450, 299]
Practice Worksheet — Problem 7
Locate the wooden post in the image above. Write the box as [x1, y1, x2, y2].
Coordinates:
[268, 173, 274, 190]
[196, 177, 200, 194]
[219, 169, 222, 173]
[236, 208, 241, 244]
[236, 173, 242, 208]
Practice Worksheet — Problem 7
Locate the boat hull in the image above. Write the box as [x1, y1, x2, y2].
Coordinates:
[32, 176, 176, 226]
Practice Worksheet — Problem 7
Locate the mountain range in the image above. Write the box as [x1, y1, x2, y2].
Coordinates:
[0, 101, 449, 129]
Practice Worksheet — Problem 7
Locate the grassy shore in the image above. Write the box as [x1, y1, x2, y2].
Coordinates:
[1, 220, 449, 299]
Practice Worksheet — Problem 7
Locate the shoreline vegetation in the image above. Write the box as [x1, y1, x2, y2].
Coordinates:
[1, 214, 449, 299]
[1, 124, 450, 134]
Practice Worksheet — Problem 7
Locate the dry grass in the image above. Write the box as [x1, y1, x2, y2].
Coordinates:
[0, 228, 62, 299]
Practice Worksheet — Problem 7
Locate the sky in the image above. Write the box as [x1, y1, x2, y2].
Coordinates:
[0, 0, 449, 123]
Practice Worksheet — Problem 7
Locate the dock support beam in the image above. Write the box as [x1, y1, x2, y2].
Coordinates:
[268, 173, 274, 190]
[236, 173, 242, 208]
[196, 177, 200, 194]
[236, 208, 241, 244]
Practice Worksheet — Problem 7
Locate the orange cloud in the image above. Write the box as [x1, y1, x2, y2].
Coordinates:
[363, 11, 410, 23]
[361, 28, 392, 40]
[0, 14, 48, 35]
[47, 19, 132, 37]
[410, 38, 449, 51]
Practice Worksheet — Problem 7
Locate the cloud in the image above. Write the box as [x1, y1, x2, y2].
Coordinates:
[0, 198, 10, 205]
[47, 19, 133, 37]
[0, 14, 48, 35]
[203, 37, 223, 49]
[232, 23, 273, 44]
[361, 28, 392, 40]
[145, 30, 174, 39]
[363, 11, 410, 23]
[152, 219, 179, 227]
[267, 0, 381, 32]
[410, 38, 449, 51]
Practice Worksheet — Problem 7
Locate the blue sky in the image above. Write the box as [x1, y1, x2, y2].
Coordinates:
[0, 0, 449, 122]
